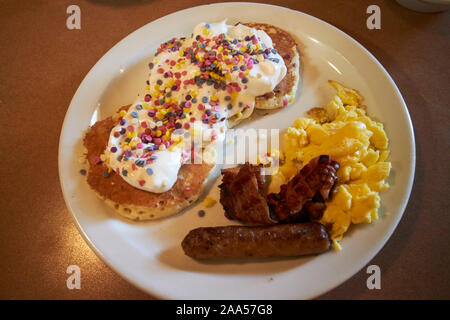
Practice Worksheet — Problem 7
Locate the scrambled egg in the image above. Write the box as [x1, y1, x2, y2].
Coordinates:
[271, 81, 391, 249]
[202, 197, 217, 208]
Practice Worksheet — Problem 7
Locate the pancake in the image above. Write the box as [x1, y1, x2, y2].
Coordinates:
[244, 23, 300, 110]
[83, 23, 299, 221]
[83, 105, 215, 221]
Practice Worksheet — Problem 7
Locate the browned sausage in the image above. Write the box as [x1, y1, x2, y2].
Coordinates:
[181, 222, 330, 260]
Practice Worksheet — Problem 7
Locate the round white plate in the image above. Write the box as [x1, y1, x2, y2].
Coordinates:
[59, 2, 415, 299]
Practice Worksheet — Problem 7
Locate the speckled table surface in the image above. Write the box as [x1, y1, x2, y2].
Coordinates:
[1, 0, 449, 299]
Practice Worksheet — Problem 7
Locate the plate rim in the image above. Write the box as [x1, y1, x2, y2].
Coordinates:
[58, 2, 416, 299]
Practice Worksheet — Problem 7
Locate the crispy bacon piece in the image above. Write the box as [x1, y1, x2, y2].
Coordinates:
[219, 163, 275, 225]
[219, 156, 339, 225]
[267, 155, 340, 222]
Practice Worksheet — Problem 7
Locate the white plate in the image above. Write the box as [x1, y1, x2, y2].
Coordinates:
[59, 2, 415, 299]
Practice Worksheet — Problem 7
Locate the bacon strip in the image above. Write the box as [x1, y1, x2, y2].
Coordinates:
[219, 155, 339, 224]
[267, 155, 340, 222]
[219, 164, 275, 225]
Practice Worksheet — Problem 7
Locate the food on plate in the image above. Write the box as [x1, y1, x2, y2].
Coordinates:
[182, 156, 337, 261]
[271, 81, 391, 249]
[218, 155, 339, 225]
[181, 222, 330, 260]
[182, 81, 391, 260]
[82, 20, 300, 220]
[243, 23, 300, 110]
[202, 197, 217, 208]
[267, 155, 339, 223]
[219, 163, 273, 225]
[83, 105, 215, 220]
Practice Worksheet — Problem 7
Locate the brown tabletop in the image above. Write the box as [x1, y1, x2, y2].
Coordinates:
[1, 0, 449, 300]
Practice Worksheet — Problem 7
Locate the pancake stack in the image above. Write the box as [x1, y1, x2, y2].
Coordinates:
[83, 23, 300, 221]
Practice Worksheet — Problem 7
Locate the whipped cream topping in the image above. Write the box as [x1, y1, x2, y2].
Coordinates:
[103, 20, 287, 193]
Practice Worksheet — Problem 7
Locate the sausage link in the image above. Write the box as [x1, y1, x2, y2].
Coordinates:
[181, 222, 330, 260]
